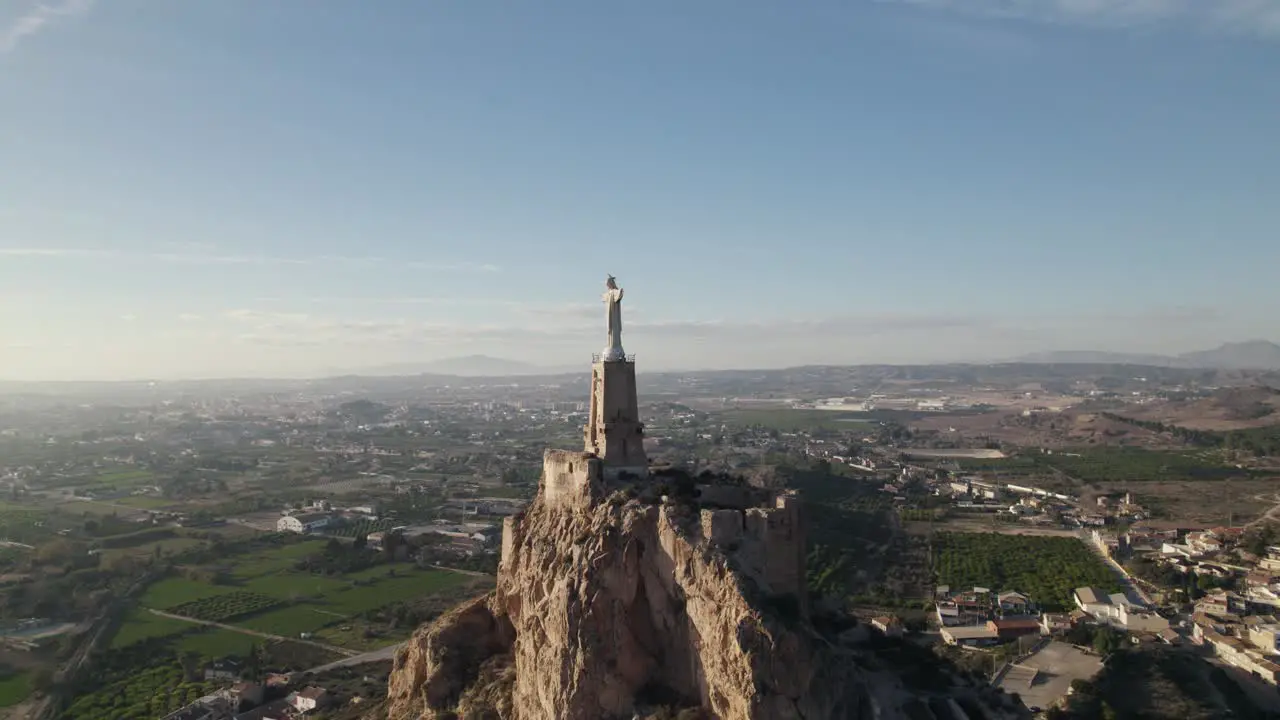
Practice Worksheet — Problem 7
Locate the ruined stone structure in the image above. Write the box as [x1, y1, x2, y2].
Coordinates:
[381, 277, 1025, 720]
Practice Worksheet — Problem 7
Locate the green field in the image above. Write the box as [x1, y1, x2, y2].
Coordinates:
[229, 540, 327, 577]
[1039, 447, 1239, 483]
[134, 542, 475, 647]
[0, 671, 32, 708]
[110, 609, 190, 648]
[112, 496, 172, 509]
[139, 577, 236, 608]
[324, 571, 468, 613]
[236, 605, 337, 636]
[96, 469, 155, 485]
[102, 537, 206, 561]
[174, 628, 257, 658]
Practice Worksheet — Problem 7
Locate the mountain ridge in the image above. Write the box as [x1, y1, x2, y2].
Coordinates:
[1016, 340, 1280, 370]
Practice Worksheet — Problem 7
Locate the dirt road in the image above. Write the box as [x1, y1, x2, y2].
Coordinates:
[144, 608, 358, 657]
[1246, 493, 1280, 528]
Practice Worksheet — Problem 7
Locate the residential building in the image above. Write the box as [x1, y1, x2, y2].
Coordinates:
[1040, 613, 1074, 635]
[1249, 624, 1280, 655]
[1202, 628, 1280, 685]
[987, 618, 1041, 640]
[204, 657, 243, 681]
[996, 591, 1034, 616]
[288, 686, 329, 713]
[1196, 589, 1248, 620]
[1073, 586, 1169, 633]
[871, 616, 904, 638]
[940, 625, 1000, 648]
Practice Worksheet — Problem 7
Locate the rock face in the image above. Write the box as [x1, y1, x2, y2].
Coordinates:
[382, 454, 1022, 720]
[386, 448, 863, 720]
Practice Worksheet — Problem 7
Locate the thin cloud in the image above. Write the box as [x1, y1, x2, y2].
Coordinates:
[0, 247, 500, 271]
[0, 0, 94, 54]
[0, 247, 112, 257]
[878, 0, 1280, 37]
[150, 252, 311, 266]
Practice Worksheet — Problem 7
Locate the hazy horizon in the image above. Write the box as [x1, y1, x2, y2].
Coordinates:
[4, 1, 1278, 381]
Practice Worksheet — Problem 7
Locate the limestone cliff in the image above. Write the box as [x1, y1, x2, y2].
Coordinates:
[382, 453, 1022, 720]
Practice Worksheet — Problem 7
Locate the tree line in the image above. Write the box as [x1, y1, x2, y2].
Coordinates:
[1101, 413, 1280, 457]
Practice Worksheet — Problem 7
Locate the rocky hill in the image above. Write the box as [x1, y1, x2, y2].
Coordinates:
[376, 453, 1025, 720]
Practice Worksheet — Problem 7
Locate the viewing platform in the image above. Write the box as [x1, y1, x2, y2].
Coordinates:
[592, 353, 636, 363]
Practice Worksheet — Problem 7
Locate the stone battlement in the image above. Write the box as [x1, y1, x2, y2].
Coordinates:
[540, 449, 604, 512]
[699, 489, 807, 614]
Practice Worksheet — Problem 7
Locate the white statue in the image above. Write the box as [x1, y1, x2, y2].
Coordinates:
[602, 275, 625, 361]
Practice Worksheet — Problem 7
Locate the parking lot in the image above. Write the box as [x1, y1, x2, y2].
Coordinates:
[996, 641, 1103, 711]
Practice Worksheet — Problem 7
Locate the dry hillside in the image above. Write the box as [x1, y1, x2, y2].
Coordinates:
[1124, 386, 1280, 431]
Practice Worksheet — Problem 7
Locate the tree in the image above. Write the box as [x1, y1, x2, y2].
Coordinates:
[29, 666, 55, 694]
[353, 534, 368, 551]
[1093, 628, 1121, 657]
[179, 651, 202, 682]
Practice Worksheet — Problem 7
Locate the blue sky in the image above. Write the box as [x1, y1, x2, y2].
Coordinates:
[2, 0, 1278, 380]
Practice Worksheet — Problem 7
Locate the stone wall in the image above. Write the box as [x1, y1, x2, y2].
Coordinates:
[697, 490, 807, 612]
[540, 449, 603, 512]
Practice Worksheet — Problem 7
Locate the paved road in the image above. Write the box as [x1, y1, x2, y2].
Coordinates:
[303, 641, 405, 675]
[145, 608, 359, 657]
[1078, 531, 1153, 606]
[426, 564, 492, 578]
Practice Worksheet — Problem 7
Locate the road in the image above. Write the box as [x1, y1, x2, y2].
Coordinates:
[1246, 492, 1280, 528]
[302, 641, 405, 675]
[144, 608, 358, 657]
[1078, 531, 1153, 606]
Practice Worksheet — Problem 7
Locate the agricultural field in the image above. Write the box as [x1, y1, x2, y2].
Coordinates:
[1040, 447, 1240, 484]
[933, 532, 1121, 611]
[64, 641, 224, 720]
[166, 592, 280, 622]
[328, 518, 396, 538]
[81, 536, 485, 720]
[0, 671, 31, 708]
[173, 628, 258, 659]
[129, 540, 475, 648]
[110, 609, 191, 649]
[138, 578, 235, 609]
[717, 408, 877, 432]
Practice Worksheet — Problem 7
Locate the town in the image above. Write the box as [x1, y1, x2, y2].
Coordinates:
[0, 355, 1276, 719]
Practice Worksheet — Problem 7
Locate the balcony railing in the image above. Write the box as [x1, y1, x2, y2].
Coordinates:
[591, 353, 636, 363]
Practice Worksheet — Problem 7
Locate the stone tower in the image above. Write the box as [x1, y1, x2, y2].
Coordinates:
[584, 275, 648, 479]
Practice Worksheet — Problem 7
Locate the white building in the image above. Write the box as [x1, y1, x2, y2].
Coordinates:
[277, 513, 332, 534]
[1074, 586, 1169, 632]
[288, 686, 329, 712]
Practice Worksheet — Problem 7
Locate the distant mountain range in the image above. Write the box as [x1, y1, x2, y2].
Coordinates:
[1017, 340, 1280, 370]
[350, 355, 580, 377]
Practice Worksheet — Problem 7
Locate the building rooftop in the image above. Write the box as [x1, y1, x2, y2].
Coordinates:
[1074, 587, 1107, 605]
[942, 625, 999, 640]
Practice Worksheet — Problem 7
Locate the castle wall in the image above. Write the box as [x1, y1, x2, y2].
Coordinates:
[696, 485, 754, 510]
[541, 449, 604, 511]
[700, 509, 744, 547]
[741, 491, 807, 611]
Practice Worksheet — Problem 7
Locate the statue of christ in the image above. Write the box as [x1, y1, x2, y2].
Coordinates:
[602, 275, 625, 360]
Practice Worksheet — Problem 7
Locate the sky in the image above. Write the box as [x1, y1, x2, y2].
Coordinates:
[2, 0, 1278, 380]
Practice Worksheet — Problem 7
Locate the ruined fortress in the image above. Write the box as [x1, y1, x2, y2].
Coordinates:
[381, 277, 1022, 719]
